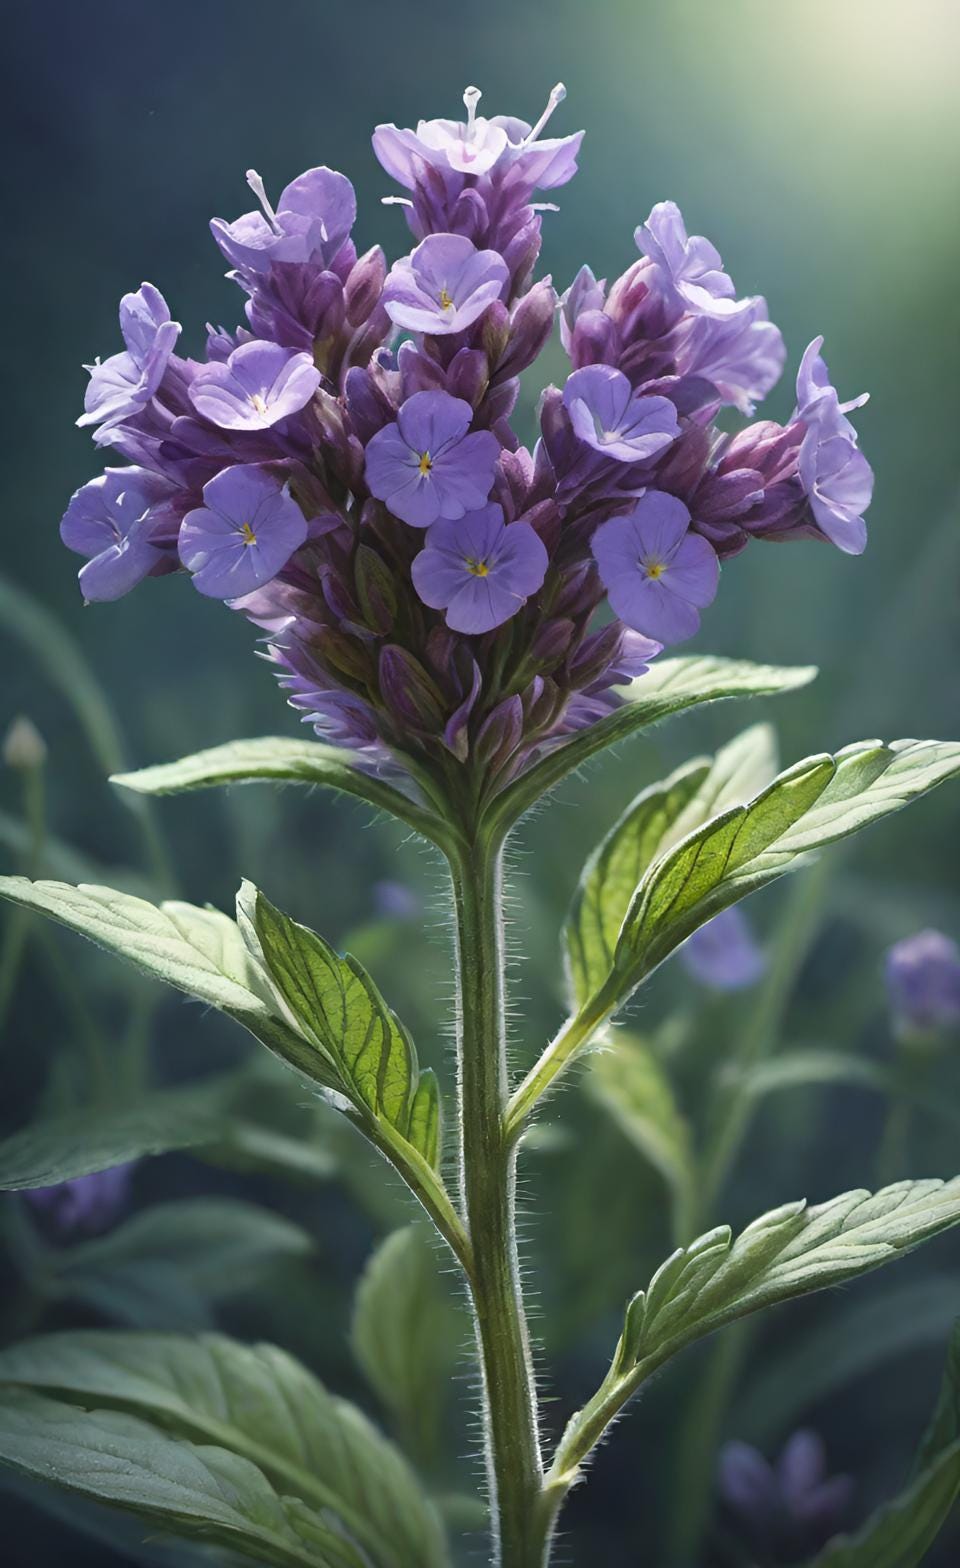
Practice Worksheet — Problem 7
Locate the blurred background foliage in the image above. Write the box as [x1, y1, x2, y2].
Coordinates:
[1, 1, 958, 1563]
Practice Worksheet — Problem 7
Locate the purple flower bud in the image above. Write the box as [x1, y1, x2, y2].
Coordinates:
[496, 281, 558, 379]
[344, 246, 387, 325]
[354, 544, 398, 635]
[885, 930, 960, 1036]
[446, 348, 490, 407]
[718, 1431, 853, 1563]
[475, 695, 524, 769]
[529, 618, 576, 670]
[379, 644, 447, 732]
[568, 309, 618, 370]
[559, 265, 606, 354]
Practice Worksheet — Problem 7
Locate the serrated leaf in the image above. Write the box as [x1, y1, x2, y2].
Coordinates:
[47, 1198, 312, 1329]
[486, 656, 814, 833]
[0, 1390, 368, 1568]
[352, 1226, 462, 1465]
[587, 1034, 694, 1213]
[111, 736, 447, 845]
[0, 878, 307, 1067]
[620, 1178, 960, 1376]
[240, 883, 443, 1171]
[610, 739, 960, 1004]
[566, 724, 778, 1005]
[802, 1323, 960, 1568]
[0, 1330, 450, 1568]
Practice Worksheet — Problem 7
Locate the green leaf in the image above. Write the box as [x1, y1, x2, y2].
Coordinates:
[352, 1226, 461, 1464]
[802, 1324, 960, 1568]
[586, 1033, 694, 1216]
[239, 882, 443, 1172]
[111, 736, 449, 845]
[617, 1179, 960, 1379]
[0, 1389, 369, 1567]
[0, 878, 307, 1065]
[0, 1091, 225, 1191]
[485, 656, 815, 834]
[609, 738, 960, 1005]
[47, 1198, 313, 1328]
[0, 1330, 450, 1568]
[725, 1048, 891, 1100]
[565, 724, 778, 1006]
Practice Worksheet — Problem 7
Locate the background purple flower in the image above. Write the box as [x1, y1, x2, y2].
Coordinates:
[591, 491, 719, 643]
[798, 416, 873, 555]
[563, 364, 680, 462]
[885, 929, 960, 1035]
[635, 200, 746, 317]
[25, 1163, 135, 1237]
[364, 390, 499, 527]
[412, 504, 548, 633]
[382, 233, 509, 334]
[680, 907, 766, 990]
[179, 464, 308, 598]
[718, 1431, 854, 1564]
[190, 341, 321, 431]
[60, 467, 182, 602]
[78, 282, 181, 431]
[796, 335, 869, 428]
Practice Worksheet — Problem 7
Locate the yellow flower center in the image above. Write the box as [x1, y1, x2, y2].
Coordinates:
[418, 451, 433, 476]
[466, 556, 490, 577]
[644, 560, 665, 580]
[439, 287, 454, 311]
[240, 522, 257, 546]
[249, 392, 269, 417]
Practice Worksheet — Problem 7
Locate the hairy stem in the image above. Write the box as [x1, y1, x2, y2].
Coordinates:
[450, 832, 545, 1568]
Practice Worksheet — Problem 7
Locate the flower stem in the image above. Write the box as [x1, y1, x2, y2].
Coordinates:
[450, 831, 545, 1568]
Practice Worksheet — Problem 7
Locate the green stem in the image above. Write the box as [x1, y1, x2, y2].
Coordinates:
[450, 833, 545, 1568]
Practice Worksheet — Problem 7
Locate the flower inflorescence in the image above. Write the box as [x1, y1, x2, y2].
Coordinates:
[62, 84, 873, 790]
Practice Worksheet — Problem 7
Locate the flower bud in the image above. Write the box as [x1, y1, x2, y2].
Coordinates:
[529, 618, 575, 670]
[354, 545, 397, 635]
[379, 645, 447, 733]
[569, 308, 617, 369]
[450, 188, 488, 243]
[312, 625, 374, 685]
[442, 659, 482, 759]
[885, 930, 960, 1041]
[559, 265, 606, 353]
[343, 366, 394, 444]
[497, 281, 558, 378]
[481, 303, 511, 366]
[344, 246, 387, 326]
[475, 695, 524, 770]
[446, 348, 489, 408]
[3, 716, 47, 770]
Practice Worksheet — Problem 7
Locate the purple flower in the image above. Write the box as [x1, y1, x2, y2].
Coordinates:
[885, 930, 960, 1035]
[680, 908, 766, 990]
[796, 335, 869, 428]
[373, 880, 422, 921]
[189, 341, 321, 431]
[562, 364, 680, 463]
[78, 283, 181, 432]
[373, 83, 581, 192]
[210, 166, 356, 274]
[635, 201, 746, 318]
[719, 1431, 854, 1564]
[412, 504, 548, 633]
[60, 467, 183, 602]
[591, 491, 719, 643]
[559, 265, 606, 355]
[179, 464, 308, 599]
[25, 1163, 135, 1236]
[793, 337, 873, 555]
[674, 296, 786, 414]
[382, 233, 509, 335]
[364, 390, 500, 527]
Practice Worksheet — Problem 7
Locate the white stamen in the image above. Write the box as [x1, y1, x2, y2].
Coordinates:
[246, 169, 281, 234]
[524, 82, 567, 144]
[463, 84, 482, 136]
[381, 195, 414, 207]
[530, 202, 560, 213]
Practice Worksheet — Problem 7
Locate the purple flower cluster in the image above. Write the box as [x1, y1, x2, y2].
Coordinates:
[885, 929, 960, 1037]
[62, 85, 873, 789]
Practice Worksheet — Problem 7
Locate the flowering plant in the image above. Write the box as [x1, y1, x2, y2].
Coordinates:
[2, 81, 960, 1568]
